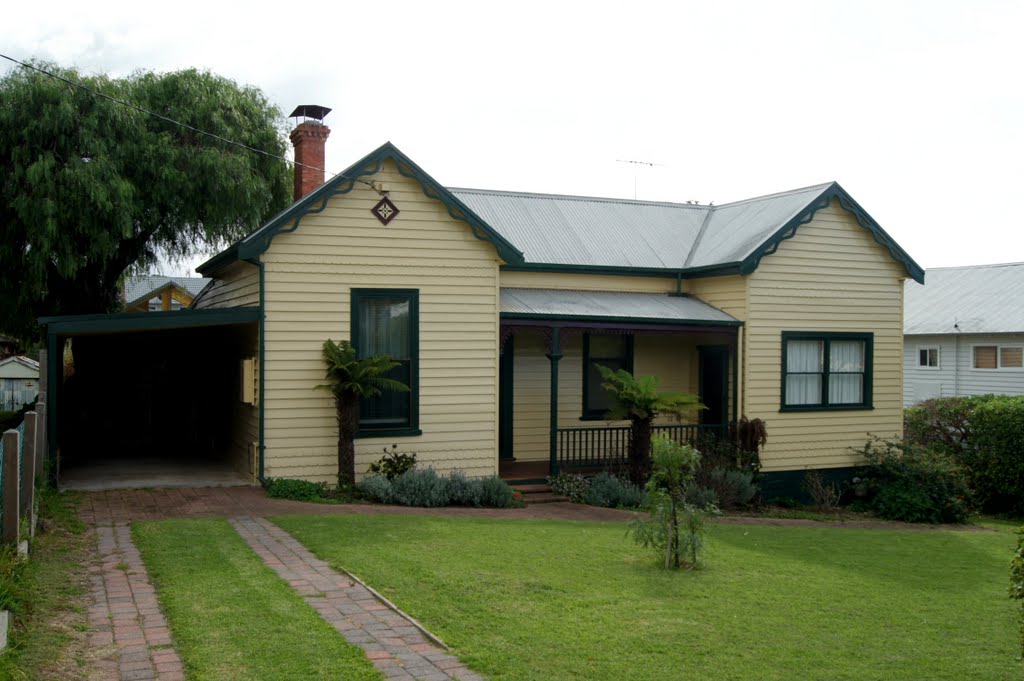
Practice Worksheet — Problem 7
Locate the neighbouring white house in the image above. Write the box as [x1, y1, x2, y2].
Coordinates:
[904, 262, 1024, 406]
[0, 355, 39, 411]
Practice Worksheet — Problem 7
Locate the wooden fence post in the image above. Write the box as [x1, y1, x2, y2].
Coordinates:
[2, 429, 20, 544]
[34, 402, 46, 478]
[21, 413, 36, 522]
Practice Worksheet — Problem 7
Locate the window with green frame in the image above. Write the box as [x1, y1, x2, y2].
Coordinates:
[781, 331, 873, 411]
[351, 289, 419, 436]
[583, 333, 634, 419]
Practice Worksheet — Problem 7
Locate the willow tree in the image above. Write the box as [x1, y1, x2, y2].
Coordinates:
[0, 62, 291, 338]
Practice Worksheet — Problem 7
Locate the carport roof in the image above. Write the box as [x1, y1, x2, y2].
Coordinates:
[39, 306, 260, 336]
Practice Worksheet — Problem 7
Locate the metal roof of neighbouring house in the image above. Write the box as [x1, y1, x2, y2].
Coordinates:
[0, 355, 40, 376]
[500, 288, 741, 326]
[904, 262, 1024, 335]
[123, 275, 211, 306]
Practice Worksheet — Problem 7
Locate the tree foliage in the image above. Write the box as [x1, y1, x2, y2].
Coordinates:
[628, 435, 712, 570]
[597, 366, 703, 484]
[317, 339, 409, 487]
[0, 62, 292, 338]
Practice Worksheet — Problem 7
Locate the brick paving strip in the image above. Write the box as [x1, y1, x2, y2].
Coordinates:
[87, 522, 184, 681]
[230, 516, 484, 681]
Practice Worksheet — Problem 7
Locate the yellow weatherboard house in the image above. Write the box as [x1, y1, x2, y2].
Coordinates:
[39, 108, 923, 497]
[189, 112, 923, 497]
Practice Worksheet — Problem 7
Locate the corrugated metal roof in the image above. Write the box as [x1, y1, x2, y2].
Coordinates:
[452, 183, 832, 270]
[904, 262, 1024, 335]
[500, 288, 739, 324]
[124, 275, 211, 303]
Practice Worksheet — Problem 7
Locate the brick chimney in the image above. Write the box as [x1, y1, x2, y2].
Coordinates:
[288, 105, 332, 201]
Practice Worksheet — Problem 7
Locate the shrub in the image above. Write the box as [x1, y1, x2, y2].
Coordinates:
[857, 437, 971, 524]
[1010, 528, 1024, 658]
[548, 473, 590, 503]
[360, 470, 513, 508]
[628, 434, 714, 570]
[585, 472, 644, 509]
[479, 475, 515, 508]
[367, 445, 418, 481]
[357, 474, 394, 504]
[264, 478, 328, 501]
[445, 470, 483, 507]
[690, 436, 761, 510]
[903, 394, 999, 455]
[802, 471, 842, 511]
[692, 469, 758, 510]
[390, 468, 449, 507]
[963, 397, 1024, 514]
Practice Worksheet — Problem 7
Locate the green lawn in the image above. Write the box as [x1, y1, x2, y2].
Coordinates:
[274, 515, 1020, 681]
[133, 518, 382, 681]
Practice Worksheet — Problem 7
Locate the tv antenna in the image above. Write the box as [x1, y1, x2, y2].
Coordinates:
[615, 158, 664, 199]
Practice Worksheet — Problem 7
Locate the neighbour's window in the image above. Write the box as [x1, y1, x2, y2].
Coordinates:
[351, 289, 419, 435]
[974, 345, 1024, 369]
[583, 334, 633, 419]
[918, 347, 939, 369]
[781, 332, 873, 410]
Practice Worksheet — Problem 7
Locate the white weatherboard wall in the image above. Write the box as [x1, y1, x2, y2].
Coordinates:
[903, 333, 1024, 406]
[260, 159, 502, 482]
[743, 202, 906, 471]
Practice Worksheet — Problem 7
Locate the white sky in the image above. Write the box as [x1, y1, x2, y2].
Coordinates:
[3, 0, 1022, 276]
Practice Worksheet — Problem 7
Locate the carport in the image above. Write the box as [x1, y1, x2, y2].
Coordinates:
[39, 307, 260, 491]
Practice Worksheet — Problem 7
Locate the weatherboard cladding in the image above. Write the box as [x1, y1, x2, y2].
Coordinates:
[500, 288, 739, 324]
[904, 262, 1024, 335]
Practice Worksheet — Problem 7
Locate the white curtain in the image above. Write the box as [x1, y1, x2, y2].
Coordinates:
[358, 298, 410, 359]
[785, 340, 823, 405]
[828, 340, 864, 404]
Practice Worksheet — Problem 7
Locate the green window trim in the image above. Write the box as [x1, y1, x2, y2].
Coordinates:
[780, 331, 873, 412]
[351, 288, 420, 437]
[582, 333, 634, 420]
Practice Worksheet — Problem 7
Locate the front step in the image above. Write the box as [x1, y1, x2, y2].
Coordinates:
[514, 483, 570, 505]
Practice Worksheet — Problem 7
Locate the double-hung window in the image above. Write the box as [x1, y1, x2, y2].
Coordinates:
[351, 289, 419, 436]
[973, 345, 1023, 370]
[583, 333, 633, 419]
[781, 332, 873, 410]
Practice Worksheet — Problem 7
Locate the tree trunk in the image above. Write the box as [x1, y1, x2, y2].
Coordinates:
[629, 416, 654, 485]
[336, 395, 361, 487]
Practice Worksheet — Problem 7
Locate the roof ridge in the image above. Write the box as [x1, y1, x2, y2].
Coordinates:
[449, 186, 708, 209]
[711, 182, 835, 209]
[924, 261, 1024, 271]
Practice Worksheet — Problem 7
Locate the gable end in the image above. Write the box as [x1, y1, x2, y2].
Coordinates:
[198, 142, 524, 276]
[738, 183, 925, 284]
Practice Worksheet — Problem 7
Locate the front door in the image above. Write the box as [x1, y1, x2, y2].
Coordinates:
[698, 345, 729, 425]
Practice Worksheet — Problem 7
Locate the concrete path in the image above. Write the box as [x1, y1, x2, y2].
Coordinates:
[231, 516, 482, 681]
[87, 522, 184, 681]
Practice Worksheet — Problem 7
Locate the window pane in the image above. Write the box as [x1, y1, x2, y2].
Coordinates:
[357, 298, 410, 359]
[829, 374, 863, 404]
[356, 292, 414, 429]
[785, 374, 822, 405]
[974, 346, 997, 369]
[589, 334, 627, 358]
[587, 359, 625, 414]
[787, 340, 823, 372]
[830, 341, 864, 372]
[1001, 347, 1023, 368]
